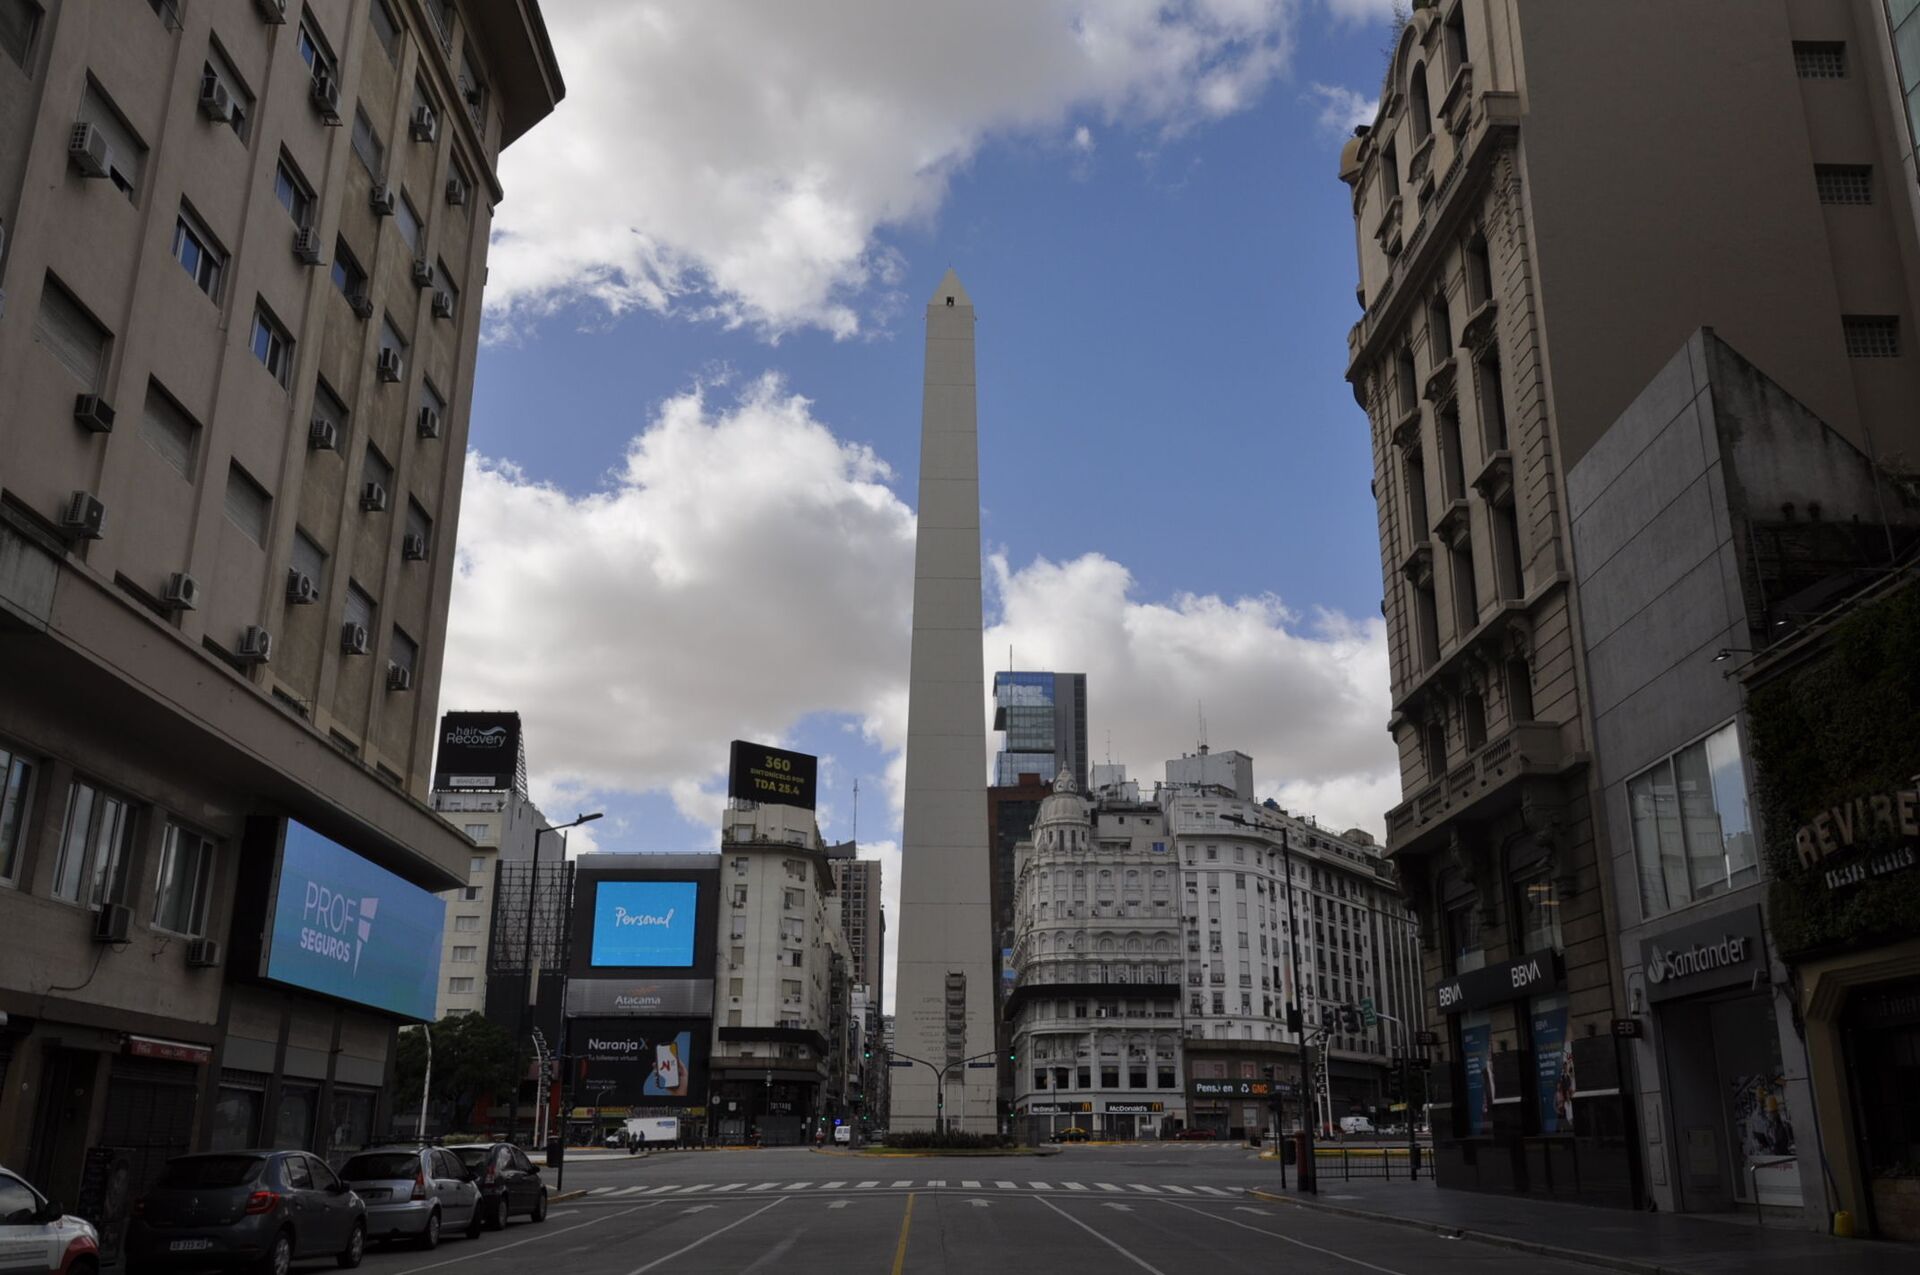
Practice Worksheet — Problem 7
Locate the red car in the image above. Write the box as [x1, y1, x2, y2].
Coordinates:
[1172, 1128, 1218, 1141]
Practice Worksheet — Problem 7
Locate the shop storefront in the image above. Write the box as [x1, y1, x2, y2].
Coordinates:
[1633, 904, 1807, 1215]
[1741, 579, 1920, 1242]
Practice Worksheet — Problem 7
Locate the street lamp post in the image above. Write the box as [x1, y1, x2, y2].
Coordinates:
[883, 1046, 998, 1136]
[512, 811, 601, 1146]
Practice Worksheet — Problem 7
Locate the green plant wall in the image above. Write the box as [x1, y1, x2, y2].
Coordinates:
[1748, 580, 1920, 959]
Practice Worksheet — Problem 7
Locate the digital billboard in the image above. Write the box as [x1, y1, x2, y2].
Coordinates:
[570, 1017, 707, 1108]
[433, 712, 521, 791]
[727, 740, 817, 810]
[262, 821, 444, 1021]
[590, 880, 699, 968]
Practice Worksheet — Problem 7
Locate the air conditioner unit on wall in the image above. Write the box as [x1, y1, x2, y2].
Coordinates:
[62, 491, 106, 540]
[411, 258, 433, 288]
[311, 73, 341, 124]
[340, 623, 370, 656]
[198, 79, 234, 124]
[349, 291, 374, 321]
[162, 572, 200, 611]
[417, 407, 442, 440]
[360, 481, 388, 512]
[370, 185, 396, 217]
[308, 417, 337, 451]
[431, 291, 454, 320]
[410, 105, 436, 143]
[73, 394, 115, 433]
[292, 227, 322, 265]
[238, 625, 272, 664]
[387, 662, 412, 692]
[69, 124, 110, 179]
[445, 176, 467, 207]
[402, 532, 428, 561]
[186, 938, 223, 967]
[286, 569, 319, 605]
[93, 903, 132, 943]
[376, 348, 402, 382]
[254, 0, 288, 24]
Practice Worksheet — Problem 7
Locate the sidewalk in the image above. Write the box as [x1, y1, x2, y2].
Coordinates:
[1248, 1179, 1916, 1275]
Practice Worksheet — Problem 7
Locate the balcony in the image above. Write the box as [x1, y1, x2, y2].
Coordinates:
[1383, 720, 1572, 856]
[1398, 540, 1434, 588]
[1440, 62, 1474, 135]
[1390, 403, 1422, 450]
[1422, 356, 1457, 408]
[1431, 498, 1470, 548]
[1471, 450, 1513, 506]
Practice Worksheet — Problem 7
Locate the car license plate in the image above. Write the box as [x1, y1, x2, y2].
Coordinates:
[170, 1239, 214, 1252]
[360, 1188, 391, 1200]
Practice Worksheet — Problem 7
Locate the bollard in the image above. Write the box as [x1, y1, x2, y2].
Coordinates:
[1294, 1131, 1315, 1192]
[1833, 1211, 1855, 1238]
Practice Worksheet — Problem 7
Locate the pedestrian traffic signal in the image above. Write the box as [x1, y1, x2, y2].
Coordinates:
[1340, 1004, 1361, 1033]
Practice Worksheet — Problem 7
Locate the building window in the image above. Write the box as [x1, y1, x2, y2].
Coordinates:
[391, 626, 418, 684]
[783, 888, 802, 910]
[223, 462, 270, 547]
[380, 315, 408, 377]
[330, 238, 366, 300]
[53, 779, 132, 907]
[468, 856, 485, 874]
[78, 79, 145, 201]
[343, 580, 376, 637]
[274, 154, 314, 227]
[151, 823, 214, 936]
[172, 204, 225, 300]
[1843, 315, 1899, 358]
[202, 40, 254, 141]
[34, 274, 110, 391]
[1445, 898, 1479, 973]
[1409, 61, 1432, 145]
[395, 192, 423, 255]
[1627, 721, 1756, 915]
[140, 382, 199, 479]
[448, 976, 475, 993]
[459, 886, 479, 901]
[1792, 41, 1845, 78]
[369, 0, 402, 65]
[453, 914, 479, 932]
[1513, 867, 1561, 953]
[1450, 537, 1478, 632]
[458, 41, 487, 127]
[462, 823, 487, 841]
[426, 0, 455, 47]
[363, 444, 392, 505]
[1814, 164, 1872, 205]
[0, 745, 34, 885]
[351, 105, 385, 177]
[1506, 656, 1534, 722]
[1, 0, 41, 71]
[250, 302, 293, 388]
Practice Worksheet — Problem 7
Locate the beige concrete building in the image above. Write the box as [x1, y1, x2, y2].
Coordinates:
[1341, 0, 1920, 1206]
[0, 0, 559, 1201]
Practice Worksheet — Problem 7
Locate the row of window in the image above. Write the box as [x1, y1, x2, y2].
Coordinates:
[0, 743, 215, 938]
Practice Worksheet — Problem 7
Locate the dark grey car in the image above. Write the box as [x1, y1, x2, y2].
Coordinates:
[124, 1151, 364, 1274]
[446, 1143, 547, 1230]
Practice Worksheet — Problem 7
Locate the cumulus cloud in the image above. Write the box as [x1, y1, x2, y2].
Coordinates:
[984, 553, 1394, 836]
[488, 0, 1301, 339]
[1322, 0, 1405, 24]
[1306, 82, 1379, 138]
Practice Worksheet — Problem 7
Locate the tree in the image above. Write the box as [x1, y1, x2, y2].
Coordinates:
[394, 1014, 519, 1134]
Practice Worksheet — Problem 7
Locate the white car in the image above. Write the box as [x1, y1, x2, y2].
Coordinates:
[0, 1166, 100, 1274]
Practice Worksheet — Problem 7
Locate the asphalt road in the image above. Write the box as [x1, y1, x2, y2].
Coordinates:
[292, 1145, 1597, 1275]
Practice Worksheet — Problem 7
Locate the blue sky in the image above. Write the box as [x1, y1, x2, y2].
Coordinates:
[436, 1, 1406, 1005]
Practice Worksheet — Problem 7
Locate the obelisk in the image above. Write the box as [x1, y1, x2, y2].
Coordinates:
[892, 270, 996, 1133]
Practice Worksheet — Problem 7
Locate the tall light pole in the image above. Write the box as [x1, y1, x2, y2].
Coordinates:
[514, 811, 601, 1145]
[417, 1024, 432, 1141]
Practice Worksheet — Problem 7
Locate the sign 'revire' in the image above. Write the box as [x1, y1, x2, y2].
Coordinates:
[727, 740, 818, 810]
[433, 711, 521, 791]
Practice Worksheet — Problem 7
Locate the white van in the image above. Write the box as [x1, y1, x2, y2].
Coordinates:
[833, 1125, 852, 1145]
[1338, 1116, 1375, 1135]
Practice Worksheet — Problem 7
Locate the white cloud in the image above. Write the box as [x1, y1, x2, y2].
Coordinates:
[1306, 82, 1379, 139]
[488, 1, 1301, 339]
[984, 552, 1395, 837]
[1322, 0, 1404, 24]
[440, 380, 1397, 1007]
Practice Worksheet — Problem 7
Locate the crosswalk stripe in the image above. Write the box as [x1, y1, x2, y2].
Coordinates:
[1193, 1186, 1231, 1196]
[612, 1186, 648, 1197]
[962, 1180, 981, 1189]
[1096, 1183, 1123, 1193]
[677, 1183, 711, 1194]
[1063, 1182, 1088, 1191]
[750, 1182, 782, 1191]
[1129, 1184, 1161, 1194]
[856, 1181, 879, 1189]
[927, 1180, 946, 1188]
[994, 1181, 1016, 1190]
[890, 1180, 912, 1188]
[784, 1182, 812, 1191]
[711, 1183, 744, 1193]
[1030, 1182, 1054, 1191]
[649, 1185, 682, 1195]
[1161, 1185, 1195, 1195]
[821, 1181, 846, 1190]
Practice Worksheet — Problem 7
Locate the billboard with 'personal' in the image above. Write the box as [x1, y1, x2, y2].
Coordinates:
[262, 822, 445, 1021]
[590, 880, 699, 968]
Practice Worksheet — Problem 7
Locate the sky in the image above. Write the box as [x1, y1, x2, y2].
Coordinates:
[435, 0, 1408, 1011]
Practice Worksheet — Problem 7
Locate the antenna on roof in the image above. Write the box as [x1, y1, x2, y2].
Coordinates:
[1197, 701, 1208, 754]
[851, 778, 859, 844]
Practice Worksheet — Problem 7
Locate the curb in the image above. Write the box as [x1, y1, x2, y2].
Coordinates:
[552, 1189, 590, 1202]
[1248, 1189, 1678, 1275]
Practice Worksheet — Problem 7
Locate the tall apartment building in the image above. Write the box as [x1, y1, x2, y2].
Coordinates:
[0, 0, 560, 1198]
[1008, 771, 1186, 1141]
[712, 797, 851, 1145]
[1340, 0, 1920, 1208]
[826, 843, 884, 1010]
[1162, 756, 1423, 1138]
[992, 670, 1087, 789]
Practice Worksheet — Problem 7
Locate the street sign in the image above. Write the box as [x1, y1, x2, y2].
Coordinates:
[966, 1061, 995, 1069]
[1360, 997, 1377, 1028]
[1612, 1017, 1642, 1038]
[888, 1059, 914, 1068]
[1414, 1029, 1438, 1047]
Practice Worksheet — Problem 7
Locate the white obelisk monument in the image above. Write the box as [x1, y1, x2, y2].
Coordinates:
[891, 270, 997, 1133]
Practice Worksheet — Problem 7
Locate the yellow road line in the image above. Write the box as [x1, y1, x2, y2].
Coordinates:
[890, 1191, 917, 1275]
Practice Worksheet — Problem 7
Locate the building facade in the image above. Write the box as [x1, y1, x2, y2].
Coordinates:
[826, 844, 884, 1012]
[0, 0, 559, 1216]
[992, 670, 1088, 790]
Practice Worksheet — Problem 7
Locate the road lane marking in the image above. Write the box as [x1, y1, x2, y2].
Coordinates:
[649, 1185, 682, 1195]
[784, 1182, 813, 1191]
[1161, 1186, 1195, 1195]
[1192, 1186, 1231, 1196]
[680, 1204, 715, 1213]
[1101, 1202, 1134, 1211]
[926, 1179, 946, 1188]
[1129, 1184, 1161, 1194]
[1031, 1195, 1169, 1275]
[1160, 1200, 1409, 1275]
[1064, 1182, 1088, 1190]
[857, 1180, 879, 1188]
[967, 1198, 991, 1207]
[622, 1197, 790, 1275]
[403, 1204, 652, 1274]
[677, 1183, 711, 1194]
[1097, 1183, 1123, 1192]
[890, 1179, 913, 1188]
[962, 1179, 981, 1189]
[711, 1183, 744, 1192]
[750, 1181, 782, 1191]
[1232, 1207, 1270, 1216]
[994, 1180, 1016, 1190]
[828, 1200, 852, 1209]
[821, 1181, 846, 1189]
[1030, 1182, 1054, 1190]
[890, 1194, 916, 1275]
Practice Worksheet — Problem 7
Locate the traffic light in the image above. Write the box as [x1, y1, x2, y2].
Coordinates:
[1386, 1066, 1404, 1102]
[1340, 1004, 1361, 1033]
[1008, 1046, 1018, 1066]
[1286, 1003, 1304, 1035]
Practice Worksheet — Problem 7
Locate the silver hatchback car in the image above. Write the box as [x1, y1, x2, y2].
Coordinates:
[337, 1147, 480, 1249]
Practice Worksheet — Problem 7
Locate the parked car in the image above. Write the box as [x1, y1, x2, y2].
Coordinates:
[0, 1165, 99, 1274]
[1171, 1128, 1218, 1141]
[338, 1147, 480, 1249]
[446, 1144, 548, 1230]
[1048, 1127, 1089, 1143]
[125, 1150, 364, 1273]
